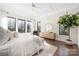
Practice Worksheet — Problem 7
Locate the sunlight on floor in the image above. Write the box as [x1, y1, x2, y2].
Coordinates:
[44, 41, 52, 47]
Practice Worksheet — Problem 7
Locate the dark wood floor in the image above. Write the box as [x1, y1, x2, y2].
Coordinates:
[44, 39, 79, 56]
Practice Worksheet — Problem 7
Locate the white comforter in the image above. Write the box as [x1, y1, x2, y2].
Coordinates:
[0, 33, 44, 56]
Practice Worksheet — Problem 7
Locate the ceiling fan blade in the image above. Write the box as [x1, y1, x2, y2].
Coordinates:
[32, 3, 36, 7]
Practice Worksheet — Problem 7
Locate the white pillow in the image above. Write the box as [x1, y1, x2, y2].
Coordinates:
[6, 30, 14, 40]
[7, 30, 18, 40]
[12, 31, 18, 38]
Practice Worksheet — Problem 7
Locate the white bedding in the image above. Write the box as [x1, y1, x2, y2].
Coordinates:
[0, 33, 44, 56]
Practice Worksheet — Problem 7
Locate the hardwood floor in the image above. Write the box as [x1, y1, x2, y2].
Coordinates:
[44, 39, 79, 56]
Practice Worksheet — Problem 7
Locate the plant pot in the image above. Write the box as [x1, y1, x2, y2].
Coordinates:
[66, 39, 72, 41]
[66, 39, 74, 46]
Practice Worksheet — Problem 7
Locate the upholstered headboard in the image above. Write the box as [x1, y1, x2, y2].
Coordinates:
[0, 26, 10, 45]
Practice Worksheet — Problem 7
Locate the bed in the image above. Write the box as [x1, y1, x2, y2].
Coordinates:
[0, 27, 44, 56]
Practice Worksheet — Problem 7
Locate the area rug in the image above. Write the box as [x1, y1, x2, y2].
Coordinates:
[36, 41, 58, 56]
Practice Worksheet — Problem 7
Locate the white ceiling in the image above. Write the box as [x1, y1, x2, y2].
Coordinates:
[0, 3, 79, 19]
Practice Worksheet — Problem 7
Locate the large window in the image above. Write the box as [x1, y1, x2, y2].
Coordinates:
[27, 20, 32, 32]
[37, 21, 41, 32]
[18, 19, 26, 33]
[59, 25, 69, 35]
[45, 24, 52, 32]
[8, 17, 16, 31]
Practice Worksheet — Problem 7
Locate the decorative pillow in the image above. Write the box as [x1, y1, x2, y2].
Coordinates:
[7, 30, 18, 40]
[6, 30, 14, 40]
[12, 31, 18, 38]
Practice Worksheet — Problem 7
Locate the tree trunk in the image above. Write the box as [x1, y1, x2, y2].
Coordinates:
[69, 28, 70, 40]
[68, 27, 72, 41]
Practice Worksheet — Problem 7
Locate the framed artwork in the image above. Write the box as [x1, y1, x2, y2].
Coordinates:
[18, 19, 26, 33]
[37, 21, 41, 32]
[59, 25, 69, 35]
[8, 17, 16, 31]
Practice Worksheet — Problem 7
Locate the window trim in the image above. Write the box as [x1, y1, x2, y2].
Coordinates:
[7, 16, 16, 31]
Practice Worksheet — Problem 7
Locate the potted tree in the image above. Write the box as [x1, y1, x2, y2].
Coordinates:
[58, 12, 79, 45]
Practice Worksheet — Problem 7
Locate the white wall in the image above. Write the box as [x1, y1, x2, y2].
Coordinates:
[78, 27, 79, 47]
[0, 16, 8, 30]
[0, 11, 1, 26]
[71, 27, 78, 44]
[0, 11, 8, 30]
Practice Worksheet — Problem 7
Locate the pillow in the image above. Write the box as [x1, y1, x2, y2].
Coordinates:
[12, 31, 18, 38]
[6, 30, 14, 40]
[7, 30, 18, 40]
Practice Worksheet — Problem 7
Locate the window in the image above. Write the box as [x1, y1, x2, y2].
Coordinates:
[45, 24, 52, 32]
[37, 21, 41, 32]
[8, 17, 16, 31]
[59, 25, 69, 35]
[27, 20, 31, 32]
[18, 19, 26, 33]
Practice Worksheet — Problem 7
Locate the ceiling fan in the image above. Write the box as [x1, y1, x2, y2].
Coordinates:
[32, 3, 42, 8]
[32, 3, 36, 7]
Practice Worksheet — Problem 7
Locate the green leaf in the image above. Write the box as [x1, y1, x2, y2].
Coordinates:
[58, 13, 79, 28]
